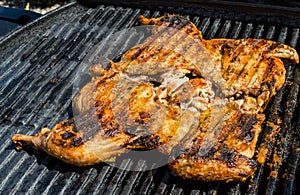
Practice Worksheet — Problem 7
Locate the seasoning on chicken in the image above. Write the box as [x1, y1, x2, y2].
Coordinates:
[12, 14, 299, 182]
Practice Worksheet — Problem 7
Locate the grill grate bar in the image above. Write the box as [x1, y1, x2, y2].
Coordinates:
[139, 167, 159, 194]
[58, 172, 80, 195]
[253, 24, 264, 39]
[2, 59, 75, 125]
[282, 131, 300, 194]
[0, 151, 34, 193]
[73, 168, 99, 195]
[103, 159, 132, 195]
[246, 64, 295, 194]
[0, 7, 149, 193]
[290, 28, 299, 48]
[190, 189, 200, 195]
[191, 16, 201, 27]
[0, 65, 81, 192]
[155, 182, 168, 194]
[229, 21, 242, 39]
[242, 23, 254, 38]
[282, 67, 300, 195]
[228, 183, 241, 195]
[278, 27, 288, 43]
[266, 66, 299, 194]
[39, 171, 61, 194]
[266, 26, 276, 40]
[0, 43, 28, 71]
[206, 18, 222, 39]
[120, 160, 147, 195]
[0, 35, 59, 107]
[88, 5, 106, 25]
[88, 166, 115, 194]
[170, 187, 184, 195]
[198, 17, 211, 36]
[9, 158, 48, 194]
[23, 160, 53, 194]
[218, 19, 232, 38]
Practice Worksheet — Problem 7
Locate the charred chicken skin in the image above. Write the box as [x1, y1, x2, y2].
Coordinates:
[12, 14, 299, 182]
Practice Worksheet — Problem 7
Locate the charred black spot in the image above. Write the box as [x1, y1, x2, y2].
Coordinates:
[97, 110, 105, 120]
[149, 80, 161, 87]
[71, 137, 84, 146]
[185, 72, 199, 80]
[126, 135, 160, 150]
[220, 148, 238, 168]
[131, 135, 151, 146]
[134, 112, 150, 124]
[112, 53, 123, 63]
[103, 123, 121, 137]
[237, 115, 258, 142]
[62, 131, 76, 140]
[134, 119, 145, 124]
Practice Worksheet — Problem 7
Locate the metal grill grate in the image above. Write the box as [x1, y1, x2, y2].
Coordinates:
[0, 2, 299, 194]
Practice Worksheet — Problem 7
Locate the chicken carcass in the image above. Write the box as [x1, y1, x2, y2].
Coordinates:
[12, 14, 299, 182]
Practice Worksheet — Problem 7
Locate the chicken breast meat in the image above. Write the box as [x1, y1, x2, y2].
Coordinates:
[12, 14, 299, 182]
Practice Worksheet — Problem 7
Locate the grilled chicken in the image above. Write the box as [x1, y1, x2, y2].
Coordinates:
[12, 14, 299, 182]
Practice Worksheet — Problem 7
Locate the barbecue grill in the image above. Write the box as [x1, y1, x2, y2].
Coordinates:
[0, 1, 299, 194]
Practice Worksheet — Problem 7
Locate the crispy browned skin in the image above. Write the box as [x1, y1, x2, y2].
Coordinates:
[12, 14, 299, 181]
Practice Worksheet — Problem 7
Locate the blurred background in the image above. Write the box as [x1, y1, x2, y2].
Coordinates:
[0, 0, 72, 37]
[0, 0, 71, 14]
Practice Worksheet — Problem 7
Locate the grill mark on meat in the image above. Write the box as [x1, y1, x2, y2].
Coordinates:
[153, 31, 188, 62]
[230, 40, 266, 92]
[103, 122, 122, 137]
[224, 41, 245, 74]
[236, 114, 258, 142]
[130, 47, 143, 61]
[227, 39, 264, 87]
[127, 26, 171, 62]
[124, 135, 161, 150]
[216, 109, 241, 142]
[240, 41, 273, 93]
[132, 28, 188, 67]
[222, 40, 245, 77]
[127, 15, 192, 63]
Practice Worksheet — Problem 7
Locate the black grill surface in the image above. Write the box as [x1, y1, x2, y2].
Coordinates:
[0, 2, 299, 194]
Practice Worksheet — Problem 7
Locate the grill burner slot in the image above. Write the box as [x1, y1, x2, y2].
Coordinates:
[0, 2, 299, 194]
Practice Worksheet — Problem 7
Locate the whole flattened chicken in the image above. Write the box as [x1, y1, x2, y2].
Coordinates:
[12, 14, 299, 182]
